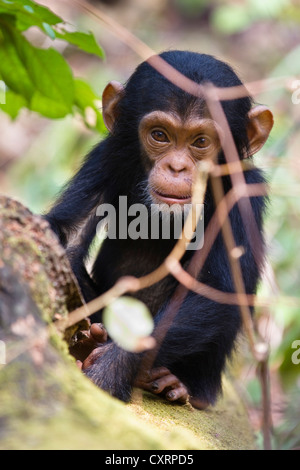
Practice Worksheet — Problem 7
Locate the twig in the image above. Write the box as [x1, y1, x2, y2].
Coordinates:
[56, 160, 209, 331]
[68, 0, 298, 104]
[203, 83, 272, 449]
[60, 0, 280, 448]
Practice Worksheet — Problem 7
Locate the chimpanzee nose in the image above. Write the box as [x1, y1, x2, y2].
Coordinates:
[163, 153, 193, 176]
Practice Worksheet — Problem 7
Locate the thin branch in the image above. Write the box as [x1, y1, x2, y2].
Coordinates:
[60, 0, 281, 448]
[56, 160, 209, 331]
[166, 258, 256, 306]
[68, 0, 298, 103]
[203, 84, 272, 449]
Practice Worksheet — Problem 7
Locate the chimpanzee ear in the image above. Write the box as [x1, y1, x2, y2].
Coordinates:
[102, 81, 125, 132]
[246, 105, 274, 156]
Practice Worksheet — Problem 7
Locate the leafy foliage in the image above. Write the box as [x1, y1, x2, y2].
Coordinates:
[0, 0, 105, 131]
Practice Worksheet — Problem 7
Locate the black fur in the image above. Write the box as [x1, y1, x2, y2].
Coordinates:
[46, 51, 266, 405]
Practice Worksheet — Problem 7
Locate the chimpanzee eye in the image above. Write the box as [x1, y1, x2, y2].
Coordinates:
[192, 136, 210, 149]
[151, 130, 169, 143]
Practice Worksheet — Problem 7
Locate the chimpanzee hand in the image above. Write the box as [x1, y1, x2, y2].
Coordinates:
[69, 323, 108, 367]
[70, 324, 190, 405]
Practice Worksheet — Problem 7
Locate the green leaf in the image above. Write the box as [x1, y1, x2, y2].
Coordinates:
[23, 5, 34, 14]
[74, 78, 106, 132]
[0, 0, 62, 32]
[103, 297, 155, 352]
[0, 27, 35, 99]
[55, 29, 105, 59]
[0, 3, 105, 124]
[12, 31, 75, 117]
[74, 78, 101, 108]
[0, 25, 74, 118]
[0, 79, 6, 105]
[0, 1, 104, 60]
[0, 88, 28, 119]
[42, 22, 56, 40]
[30, 90, 71, 119]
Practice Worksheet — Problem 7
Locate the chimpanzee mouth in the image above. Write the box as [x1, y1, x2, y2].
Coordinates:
[152, 189, 192, 205]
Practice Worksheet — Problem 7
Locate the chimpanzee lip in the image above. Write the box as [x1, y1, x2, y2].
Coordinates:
[152, 189, 192, 204]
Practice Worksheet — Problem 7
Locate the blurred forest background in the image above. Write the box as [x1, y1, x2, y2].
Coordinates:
[0, 0, 300, 449]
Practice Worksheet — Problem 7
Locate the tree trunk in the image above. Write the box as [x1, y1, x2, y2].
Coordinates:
[0, 196, 256, 450]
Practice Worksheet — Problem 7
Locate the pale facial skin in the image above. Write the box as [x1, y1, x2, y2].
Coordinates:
[139, 110, 222, 206]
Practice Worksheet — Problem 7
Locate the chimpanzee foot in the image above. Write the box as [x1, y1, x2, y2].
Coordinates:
[70, 326, 209, 409]
[135, 366, 189, 404]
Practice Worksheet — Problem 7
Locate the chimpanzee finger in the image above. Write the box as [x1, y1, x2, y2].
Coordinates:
[166, 386, 189, 403]
[134, 367, 189, 404]
[90, 323, 108, 343]
[134, 367, 171, 388]
[151, 374, 180, 394]
[151, 375, 189, 404]
[69, 323, 107, 362]
[81, 346, 105, 370]
[147, 367, 171, 381]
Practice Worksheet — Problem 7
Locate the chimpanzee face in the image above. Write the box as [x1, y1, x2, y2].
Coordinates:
[138, 109, 221, 207]
[102, 78, 273, 214]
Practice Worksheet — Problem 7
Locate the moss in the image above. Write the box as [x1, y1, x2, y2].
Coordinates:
[0, 341, 255, 450]
[129, 378, 255, 450]
[2, 235, 65, 323]
[0, 353, 204, 450]
[0, 196, 256, 450]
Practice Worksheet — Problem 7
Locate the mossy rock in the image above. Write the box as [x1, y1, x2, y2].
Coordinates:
[0, 267, 255, 451]
[0, 321, 255, 450]
[129, 379, 255, 450]
[0, 196, 256, 450]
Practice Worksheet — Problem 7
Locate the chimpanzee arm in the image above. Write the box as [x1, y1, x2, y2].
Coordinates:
[45, 141, 110, 247]
[84, 341, 141, 401]
[66, 215, 100, 302]
[44, 141, 113, 300]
